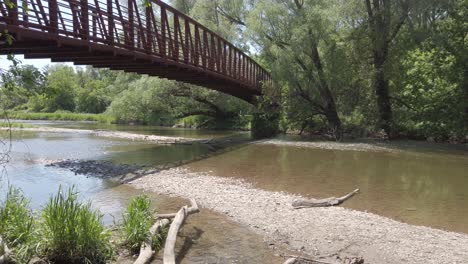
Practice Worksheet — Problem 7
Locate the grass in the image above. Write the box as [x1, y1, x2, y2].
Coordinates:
[120, 194, 155, 253]
[7, 111, 115, 123]
[0, 187, 34, 246]
[0, 187, 165, 263]
[40, 186, 113, 264]
[0, 187, 36, 264]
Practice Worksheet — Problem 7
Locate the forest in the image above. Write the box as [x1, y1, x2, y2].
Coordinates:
[1, 0, 466, 142]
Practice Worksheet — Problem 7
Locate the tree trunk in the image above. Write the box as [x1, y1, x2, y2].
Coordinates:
[310, 42, 342, 140]
[374, 61, 393, 136]
[324, 105, 342, 140]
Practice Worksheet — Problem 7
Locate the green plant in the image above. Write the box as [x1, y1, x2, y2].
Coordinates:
[40, 186, 113, 264]
[0, 187, 36, 264]
[120, 195, 154, 253]
[0, 187, 34, 246]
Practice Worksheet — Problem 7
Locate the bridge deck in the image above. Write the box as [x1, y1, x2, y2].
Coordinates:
[0, 0, 269, 102]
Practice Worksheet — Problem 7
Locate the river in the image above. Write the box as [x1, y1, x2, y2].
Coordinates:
[1, 120, 467, 261]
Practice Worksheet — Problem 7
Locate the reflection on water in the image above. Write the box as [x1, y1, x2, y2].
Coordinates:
[185, 143, 468, 234]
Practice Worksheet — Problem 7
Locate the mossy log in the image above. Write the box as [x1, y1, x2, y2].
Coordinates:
[292, 189, 360, 209]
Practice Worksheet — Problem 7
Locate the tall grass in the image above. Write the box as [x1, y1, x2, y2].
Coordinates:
[0, 187, 36, 264]
[40, 186, 113, 263]
[121, 195, 155, 253]
[0, 187, 34, 246]
[7, 111, 115, 123]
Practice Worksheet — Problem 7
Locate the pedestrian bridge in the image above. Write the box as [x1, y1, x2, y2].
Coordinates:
[0, 0, 270, 102]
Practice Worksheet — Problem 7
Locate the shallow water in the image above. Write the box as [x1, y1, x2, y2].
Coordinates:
[185, 142, 468, 234]
[3, 121, 468, 237]
[0, 129, 280, 262]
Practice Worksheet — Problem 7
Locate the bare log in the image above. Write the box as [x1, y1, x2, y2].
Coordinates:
[163, 199, 200, 264]
[0, 237, 11, 264]
[282, 255, 364, 264]
[134, 218, 170, 264]
[292, 189, 360, 209]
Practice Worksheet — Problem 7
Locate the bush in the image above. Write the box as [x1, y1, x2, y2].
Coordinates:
[40, 186, 113, 264]
[120, 195, 155, 253]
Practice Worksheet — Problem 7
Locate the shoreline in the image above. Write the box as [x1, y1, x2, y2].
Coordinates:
[1, 126, 204, 143]
[129, 168, 468, 264]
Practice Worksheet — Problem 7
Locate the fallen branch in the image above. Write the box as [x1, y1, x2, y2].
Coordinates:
[133, 199, 199, 264]
[163, 199, 200, 264]
[292, 189, 360, 208]
[0, 237, 11, 264]
[134, 219, 170, 264]
[282, 254, 364, 264]
[282, 255, 332, 264]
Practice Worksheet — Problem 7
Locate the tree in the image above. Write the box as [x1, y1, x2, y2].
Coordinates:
[364, 0, 409, 136]
[248, 0, 345, 139]
[28, 65, 77, 112]
[76, 80, 111, 114]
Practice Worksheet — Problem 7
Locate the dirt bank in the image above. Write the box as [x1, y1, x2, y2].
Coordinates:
[129, 168, 468, 264]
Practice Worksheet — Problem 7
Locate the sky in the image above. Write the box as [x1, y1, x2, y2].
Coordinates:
[1, 55, 75, 71]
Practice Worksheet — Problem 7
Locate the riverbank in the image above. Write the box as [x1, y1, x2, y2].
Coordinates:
[5, 111, 115, 123]
[1, 126, 204, 143]
[129, 168, 468, 264]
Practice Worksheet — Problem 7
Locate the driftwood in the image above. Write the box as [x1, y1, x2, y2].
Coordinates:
[283, 255, 364, 264]
[163, 199, 200, 264]
[292, 189, 360, 208]
[132, 199, 199, 264]
[134, 219, 170, 264]
[0, 237, 11, 264]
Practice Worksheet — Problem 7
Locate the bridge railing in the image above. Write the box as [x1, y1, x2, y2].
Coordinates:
[0, 0, 271, 91]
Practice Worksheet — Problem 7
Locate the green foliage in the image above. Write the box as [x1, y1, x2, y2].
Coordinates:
[37, 65, 78, 112]
[0, 187, 34, 247]
[106, 77, 174, 125]
[76, 80, 110, 114]
[251, 95, 280, 139]
[397, 48, 465, 139]
[0, 187, 37, 264]
[120, 195, 154, 253]
[40, 186, 113, 264]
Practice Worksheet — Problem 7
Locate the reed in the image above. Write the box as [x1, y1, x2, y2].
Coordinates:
[120, 194, 155, 253]
[40, 186, 113, 263]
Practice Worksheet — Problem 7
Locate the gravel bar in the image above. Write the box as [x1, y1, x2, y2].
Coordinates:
[130, 168, 468, 264]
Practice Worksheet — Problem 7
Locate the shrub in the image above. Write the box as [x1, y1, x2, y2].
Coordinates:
[40, 186, 113, 264]
[120, 195, 154, 253]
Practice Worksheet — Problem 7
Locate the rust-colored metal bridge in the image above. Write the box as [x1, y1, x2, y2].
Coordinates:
[0, 0, 270, 102]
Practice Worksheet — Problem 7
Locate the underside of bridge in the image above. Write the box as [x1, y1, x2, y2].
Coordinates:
[0, 0, 270, 103]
